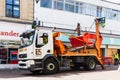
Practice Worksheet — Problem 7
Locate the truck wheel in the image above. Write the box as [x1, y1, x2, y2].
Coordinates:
[43, 58, 59, 74]
[84, 57, 96, 70]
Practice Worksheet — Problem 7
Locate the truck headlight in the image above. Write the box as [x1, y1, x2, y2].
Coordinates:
[19, 48, 27, 52]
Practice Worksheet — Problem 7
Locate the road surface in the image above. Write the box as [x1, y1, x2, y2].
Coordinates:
[0, 65, 119, 80]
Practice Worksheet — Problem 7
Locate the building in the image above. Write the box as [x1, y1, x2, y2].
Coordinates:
[0, 0, 120, 64]
[34, 0, 120, 57]
[0, 0, 33, 64]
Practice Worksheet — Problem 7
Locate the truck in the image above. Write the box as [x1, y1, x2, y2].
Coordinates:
[18, 18, 105, 74]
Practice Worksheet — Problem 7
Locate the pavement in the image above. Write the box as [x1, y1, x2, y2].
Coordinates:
[0, 64, 18, 69]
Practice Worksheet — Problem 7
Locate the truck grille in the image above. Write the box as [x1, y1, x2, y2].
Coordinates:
[19, 63, 26, 66]
[19, 54, 27, 58]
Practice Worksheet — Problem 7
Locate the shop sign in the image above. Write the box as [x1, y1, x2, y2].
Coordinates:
[0, 30, 19, 37]
[0, 40, 20, 45]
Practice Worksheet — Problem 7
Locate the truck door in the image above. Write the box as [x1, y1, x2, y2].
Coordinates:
[35, 30, 53, 58]
[36, 32, 48, 47]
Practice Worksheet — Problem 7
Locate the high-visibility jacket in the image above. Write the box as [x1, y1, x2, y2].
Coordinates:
[43, 37, 48, 44]
[114, 53, 119, 59]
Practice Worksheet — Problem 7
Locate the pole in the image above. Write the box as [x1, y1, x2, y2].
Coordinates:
[76, 23, 81, 36]
[95, 18, 101, 58]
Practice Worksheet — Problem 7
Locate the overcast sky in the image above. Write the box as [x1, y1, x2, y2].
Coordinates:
[106, 0, 120, 3]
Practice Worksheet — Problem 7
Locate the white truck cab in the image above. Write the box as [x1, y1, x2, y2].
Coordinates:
[18, 27, 56, 74]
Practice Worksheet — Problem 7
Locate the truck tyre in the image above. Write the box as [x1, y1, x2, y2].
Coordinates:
[43, 58, 59, 74]
[84, 57, 96, 70]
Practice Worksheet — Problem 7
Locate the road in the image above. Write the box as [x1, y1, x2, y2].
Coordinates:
[0, 65, 119, 80]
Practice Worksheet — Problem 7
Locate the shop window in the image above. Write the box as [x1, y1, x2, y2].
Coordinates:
[0, 48, 7, 64]
[10, 51, 18, 60]
[6, 0, 20, 18]
[10, 50, 18, 64]
[40, 0, 52, 8]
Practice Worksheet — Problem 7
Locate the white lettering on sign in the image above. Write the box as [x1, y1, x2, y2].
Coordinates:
[0, 30, 19, 37]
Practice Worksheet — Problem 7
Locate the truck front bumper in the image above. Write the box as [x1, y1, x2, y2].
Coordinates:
[18, 60, 35, 70]
[18, 60, 43, 71]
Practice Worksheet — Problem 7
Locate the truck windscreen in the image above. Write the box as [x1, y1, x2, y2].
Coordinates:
[20, 30, 35, 48]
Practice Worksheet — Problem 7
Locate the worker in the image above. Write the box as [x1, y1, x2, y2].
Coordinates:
[114, 52, 119, 65]
[42, 33, 48, 44]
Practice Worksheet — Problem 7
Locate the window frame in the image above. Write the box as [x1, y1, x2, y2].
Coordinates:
[6, 0, 20, 18]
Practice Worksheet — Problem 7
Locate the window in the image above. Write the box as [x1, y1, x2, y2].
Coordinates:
[6, 0, 20, 18]
[39, 0, 120, 21]
[102, 8, 112, 19]
[118, 11, 120, 21]
[20, 30, 35, 48]
[54, 0, 64, 10]
[65, 4, 74, 12]
[65, 0, 74, 3]
[112, 9, 118, 20]
[0, 48, 7, 64]
[65, 0, 75, 12]
[10, 51, 18, 60]
[41, 0, 52, 8]
[90, 5, 97, 16]
[75, 2, 79, 13]
[97, 6, 102, 17]
[82, 4, 97, 16]
[80, 3, 87, 14]
[36, 33, 48, 48]
[79, 3, 83, 14]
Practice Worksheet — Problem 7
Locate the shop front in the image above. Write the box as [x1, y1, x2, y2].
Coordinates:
[0, 21, 31, 64]
[0, 40, 20, 64]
